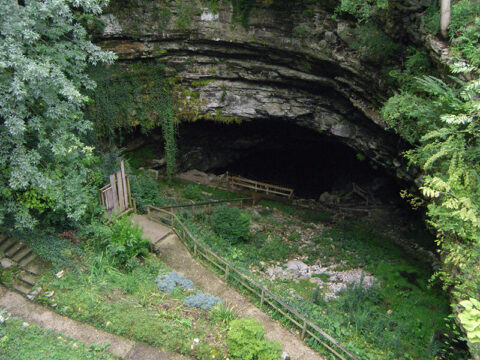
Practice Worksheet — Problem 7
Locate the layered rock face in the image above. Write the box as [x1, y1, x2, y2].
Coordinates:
[95, 0, 409, 179]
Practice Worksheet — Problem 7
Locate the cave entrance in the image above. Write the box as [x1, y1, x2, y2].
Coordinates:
[175, 119, 402, 201]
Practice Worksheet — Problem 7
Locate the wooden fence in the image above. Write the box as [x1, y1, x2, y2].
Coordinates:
[225, 175, 294, 199]
[146, 205, 357, 360]
[99, 161, 136, 215]
[149, 197, 253, 215]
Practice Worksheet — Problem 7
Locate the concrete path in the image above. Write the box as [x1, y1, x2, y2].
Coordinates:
[0, 286, 188, 360]
[134, 215, 325, 360]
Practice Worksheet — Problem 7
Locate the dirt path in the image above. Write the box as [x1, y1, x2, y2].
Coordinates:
[133, 215, 325, 360]
[0, 286, 189, 360]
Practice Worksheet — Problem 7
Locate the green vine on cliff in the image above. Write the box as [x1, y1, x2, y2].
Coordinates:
[86, 62, 177, 177]
[157, 88, 178, 178]
[231, 0, 255, 29]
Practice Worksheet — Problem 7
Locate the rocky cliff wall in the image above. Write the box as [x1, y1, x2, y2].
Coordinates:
[94, 0, 411, 179]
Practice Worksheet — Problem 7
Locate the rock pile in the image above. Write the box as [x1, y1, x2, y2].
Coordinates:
[262, 259, 377, 300]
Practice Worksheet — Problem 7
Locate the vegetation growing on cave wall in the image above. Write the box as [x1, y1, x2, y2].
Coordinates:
[87, 63, 165, 139]
[86, 62, 178, 176]
[334, 0, 480, 356]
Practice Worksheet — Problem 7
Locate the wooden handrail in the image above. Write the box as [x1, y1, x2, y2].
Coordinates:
[230, 176, 293, 192]
[146, 206, 357, 360]
[226, 175, 294, 199]
[152, 197, 252, 211]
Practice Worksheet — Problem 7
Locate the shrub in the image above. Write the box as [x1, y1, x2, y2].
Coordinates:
[130, 172, 162, 213]
[181, 184, 204, 201]
[212, 206, 250, 244]
[210, 304, 237, 325]
[259, 237, 291, 262]
[155, 271, 194, 293]
[14, 228, 86, 272]
[183, 290, 223, 310]
[349, 23, 400, 62]
[103, 216, 149, 271]
[99, 149, 124, 182]
[227, 318, 282, 360]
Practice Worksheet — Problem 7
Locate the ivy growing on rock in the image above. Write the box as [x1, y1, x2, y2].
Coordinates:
[86, 62, 177, 177]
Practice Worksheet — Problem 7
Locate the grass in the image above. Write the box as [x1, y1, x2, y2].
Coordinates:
[124, 144, 156, 169]
[10, 176, 461, 359]
[258, 200, 332, 222]
[130, 172, 244, 214]
[35, 253, 234, 359]
[159, 178, 242, 202]
[177, 198, 458, 359]
[0, 317, 116, 360]
[120, 176, 461, 358]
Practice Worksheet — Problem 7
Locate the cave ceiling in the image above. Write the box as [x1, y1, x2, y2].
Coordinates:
[95, 0, 412, 180]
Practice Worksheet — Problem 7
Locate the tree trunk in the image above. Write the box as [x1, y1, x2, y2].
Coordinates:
[440, 0, 451, 39]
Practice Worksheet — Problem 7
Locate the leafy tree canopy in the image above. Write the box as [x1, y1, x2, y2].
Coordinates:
[0, 0, 115, 229]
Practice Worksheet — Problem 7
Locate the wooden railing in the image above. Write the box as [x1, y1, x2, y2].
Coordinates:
[151, 197, 253, 214]
[146, 205, 357, 360]
[225, 175, 294, 199]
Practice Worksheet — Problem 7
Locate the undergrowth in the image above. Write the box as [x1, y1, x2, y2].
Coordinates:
[178, 197, 455, 359]
[0, 316, 116, 360]
[36, 254, 233, 359]
[212, 205, 251, 244]
[227, 318, 282, 360]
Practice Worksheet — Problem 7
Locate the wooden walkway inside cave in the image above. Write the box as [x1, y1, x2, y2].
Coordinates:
[132, 214, 324, 360]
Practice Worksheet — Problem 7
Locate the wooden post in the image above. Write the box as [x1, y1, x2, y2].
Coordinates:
[116, 170, 125, 212]
[106, 188, 114, 210]
[193, 243, 197, 256]
[224, 264, 230, 280]
[301, 320, 307, 339]
[126, 177, 131, 208]
[120, 160, 128, 209]
[261, 288, 265, 306]
[109, 174, 118, 212]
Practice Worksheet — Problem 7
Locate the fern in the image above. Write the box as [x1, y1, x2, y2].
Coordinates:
[382, 40, 480, 355]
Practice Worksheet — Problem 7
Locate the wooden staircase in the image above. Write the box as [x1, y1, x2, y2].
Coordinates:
[0, 234, 45, 295]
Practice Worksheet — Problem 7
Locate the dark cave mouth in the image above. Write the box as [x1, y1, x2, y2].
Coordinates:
[172, 119, 403, 202]
[127, 118, 436, 250]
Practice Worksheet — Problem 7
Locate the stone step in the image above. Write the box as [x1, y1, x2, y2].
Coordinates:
[12, 247, 32, 263]
[0, 257, 17, 269]
[6, 242, 25, 257]
[24, 258, 43, 276]
[12, 279, 32, 295]
[152, 230, 173, 246]
[19, 253, 37, 267]
[153, 233, 177, 253]
[19, 271, 37, 286]
[0, 238, 16, 253]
